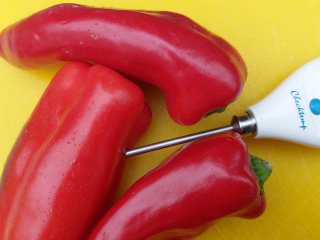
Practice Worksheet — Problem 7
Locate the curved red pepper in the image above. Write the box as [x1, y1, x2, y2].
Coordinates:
[0, 3, 247, 125]
[88, 132, 272, 240]
[0, 62, 151, 240]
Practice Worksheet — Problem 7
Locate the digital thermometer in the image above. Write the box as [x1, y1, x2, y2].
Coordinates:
[126, 58, 320, 157]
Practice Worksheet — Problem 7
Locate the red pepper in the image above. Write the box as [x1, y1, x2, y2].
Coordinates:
[0, 62, 151, 240]
[0, 3, 247, 125]
[88, 132, 272, 240]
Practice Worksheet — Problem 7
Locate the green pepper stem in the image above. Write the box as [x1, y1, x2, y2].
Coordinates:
[204, 107, 227, 117]
[249, 155, 272, 194]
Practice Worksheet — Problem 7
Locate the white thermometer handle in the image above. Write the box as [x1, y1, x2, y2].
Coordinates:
[248, 57, 320, 147]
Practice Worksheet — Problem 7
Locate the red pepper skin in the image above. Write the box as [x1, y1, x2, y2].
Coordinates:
[0, 3, 247, 125]
[0, 62, 151, 240]
[126, 103, 152, 148]
[88, 132, 267, 240]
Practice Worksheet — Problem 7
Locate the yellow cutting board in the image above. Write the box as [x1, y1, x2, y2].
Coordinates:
[1, 1, 320, 239]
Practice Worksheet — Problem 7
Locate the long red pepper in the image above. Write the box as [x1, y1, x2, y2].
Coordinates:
[88, 132, 272, 240]
[0, 3, 247, 125]
[0, 62, 151, 240]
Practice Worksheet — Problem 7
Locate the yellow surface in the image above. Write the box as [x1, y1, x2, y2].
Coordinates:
[1, 1, 320, 239]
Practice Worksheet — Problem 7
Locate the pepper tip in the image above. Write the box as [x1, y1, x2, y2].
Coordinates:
[0, 35, 3, 57]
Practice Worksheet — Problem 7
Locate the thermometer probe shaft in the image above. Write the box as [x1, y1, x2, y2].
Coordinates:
[125, 112, 256, 157]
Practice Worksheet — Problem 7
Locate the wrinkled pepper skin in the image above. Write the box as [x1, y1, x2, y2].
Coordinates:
[88, 132, 269, 240]
[0, 3, 247, 125]
[0, 62, 151, 240]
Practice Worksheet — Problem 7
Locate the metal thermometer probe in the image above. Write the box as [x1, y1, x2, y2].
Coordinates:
[126, 58, 320, 157]
[126, 113, 256, 157]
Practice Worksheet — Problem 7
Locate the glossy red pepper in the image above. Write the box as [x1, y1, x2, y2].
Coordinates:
[0, 62, 151, 240]
[88, 132, 272, 240]
[0, 3, 247, 125]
